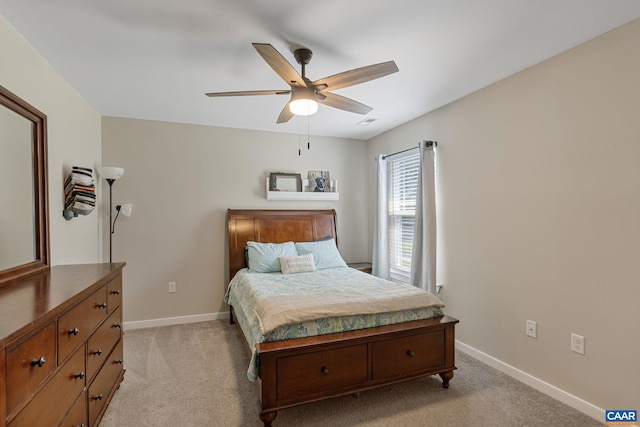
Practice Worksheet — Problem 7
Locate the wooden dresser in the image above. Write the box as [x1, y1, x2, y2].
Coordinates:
[0, 263, 125, 427]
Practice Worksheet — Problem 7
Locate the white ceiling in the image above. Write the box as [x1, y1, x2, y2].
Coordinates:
[2, 1, 640, 140]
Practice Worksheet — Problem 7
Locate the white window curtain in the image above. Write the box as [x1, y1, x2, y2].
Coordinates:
[372, 141, 436, 293]
[409, 141, 436, 294]
[372, 154, 390, 279]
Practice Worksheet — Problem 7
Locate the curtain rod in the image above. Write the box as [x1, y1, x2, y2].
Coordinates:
[382, 140, 437, 159]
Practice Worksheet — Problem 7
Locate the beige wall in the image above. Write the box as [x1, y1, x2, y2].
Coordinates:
[0, 15, 103, 265]
[368, 20, 640, 413]
[101, 117, 369, 323]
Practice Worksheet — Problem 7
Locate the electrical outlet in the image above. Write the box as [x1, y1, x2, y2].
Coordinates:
[526, 320, 537, 338]
[571, 333, 585, 355]
[168, 281, 177, 293]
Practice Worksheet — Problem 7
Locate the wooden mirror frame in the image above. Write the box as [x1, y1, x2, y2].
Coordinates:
[0, 85, 50, 286]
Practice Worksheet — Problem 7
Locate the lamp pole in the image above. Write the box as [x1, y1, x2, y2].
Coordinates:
[106, 178, 115, 264]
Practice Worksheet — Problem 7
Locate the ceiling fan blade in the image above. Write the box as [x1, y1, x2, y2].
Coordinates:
[277, 102, 294, 123]
[205, 90, 290, 97]
[313, 61, 399, 92]
[317, 92, 373, 115]
[252, 43, 305, 87]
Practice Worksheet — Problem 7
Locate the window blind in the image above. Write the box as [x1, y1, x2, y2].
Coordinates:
[388, 151, 419, 278]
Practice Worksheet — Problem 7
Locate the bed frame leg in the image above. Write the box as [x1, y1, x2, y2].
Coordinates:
[439, 371, 454, 388]
[259, 410, 277, 426]
[229, 306, 235, 324]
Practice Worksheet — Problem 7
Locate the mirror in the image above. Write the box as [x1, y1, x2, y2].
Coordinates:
[0, 85, 49, 286]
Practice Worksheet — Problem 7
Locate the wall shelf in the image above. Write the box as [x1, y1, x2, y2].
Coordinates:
[266, 178, 339, 201]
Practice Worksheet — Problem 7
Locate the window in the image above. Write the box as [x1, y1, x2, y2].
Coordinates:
[388, 150, 419, 281]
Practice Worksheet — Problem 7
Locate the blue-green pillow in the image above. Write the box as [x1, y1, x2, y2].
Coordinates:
[247, 241, 297, 273]
[295, 239, 347, 270]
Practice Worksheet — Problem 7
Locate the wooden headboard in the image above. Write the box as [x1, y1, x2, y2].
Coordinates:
[227, 209, 338, 280]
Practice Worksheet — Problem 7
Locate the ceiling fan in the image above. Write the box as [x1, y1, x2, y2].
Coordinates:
[205, 43, 399, 123]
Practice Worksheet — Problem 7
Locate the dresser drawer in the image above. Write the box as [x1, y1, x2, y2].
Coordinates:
[276, 344, 367, 402]
[60, 390, 88, 427]
[88, 338, 124, 426]
[87, 306, 122, 381]
[106, 275, 122, 314]
[58, 285, 109, 362]
[9, 346, 85, 427]
[6, 322, 56, 414]
[1, 348, 6, 423]
[372, 330, 446, 380]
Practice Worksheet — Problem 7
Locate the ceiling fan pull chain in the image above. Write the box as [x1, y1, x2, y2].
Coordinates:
[307, 115, 311, 150]
[298, 119, 302, 156]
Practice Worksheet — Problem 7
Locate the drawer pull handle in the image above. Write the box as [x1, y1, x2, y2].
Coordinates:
[407, 350, 415, 358]
[31, 356, 46, 367]
[113, 323, 122, 329]
[321, 367, 329, 376]
[111, 289, 121, 295]
[80, 424, 86, 427]
[93, 394, 104, 401]
[93, 349, 103, 356]
[68, 327, 80, 336]
[74, 371, 86, 379]
[114, 359, 123, 365]
[97, 302, 107, 309]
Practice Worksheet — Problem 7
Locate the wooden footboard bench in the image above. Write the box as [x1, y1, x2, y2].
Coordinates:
[255, 315, 458, 426]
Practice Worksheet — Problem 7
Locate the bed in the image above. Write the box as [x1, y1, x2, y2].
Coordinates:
[226, 209, 458, 426]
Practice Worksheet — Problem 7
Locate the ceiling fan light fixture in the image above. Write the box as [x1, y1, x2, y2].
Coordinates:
[289, 86, 318, 116]
[290, 98, 318, 116]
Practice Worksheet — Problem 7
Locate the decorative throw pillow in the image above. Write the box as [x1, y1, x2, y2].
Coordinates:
[246, 241, 297, 273]
[279, 254, 317, 274]
[294, 238, 347, 270]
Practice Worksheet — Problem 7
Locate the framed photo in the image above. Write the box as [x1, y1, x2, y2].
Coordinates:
[269, 172, 302, 192]
[308, 170, 331, 192]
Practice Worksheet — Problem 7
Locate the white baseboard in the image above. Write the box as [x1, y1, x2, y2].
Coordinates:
[124, 311, 230, 330]
[456, 340, 604, 422]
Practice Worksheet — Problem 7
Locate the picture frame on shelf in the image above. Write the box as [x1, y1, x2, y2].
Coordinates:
[269, 172, 302, 192]
[308, 170, 331, 192]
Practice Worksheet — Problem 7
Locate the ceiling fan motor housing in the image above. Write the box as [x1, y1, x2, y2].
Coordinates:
[294, 48, 313, 65]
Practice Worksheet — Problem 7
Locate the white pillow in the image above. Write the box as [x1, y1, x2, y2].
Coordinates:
[294, 239, 347, 270]
[279, 254, 317, 274]
[246, 241, 297, 273]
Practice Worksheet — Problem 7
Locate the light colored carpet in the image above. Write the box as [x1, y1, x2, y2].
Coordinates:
[100, 321, 603, 427]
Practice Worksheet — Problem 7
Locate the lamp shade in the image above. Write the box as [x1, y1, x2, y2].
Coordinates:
[289, 86, 318, 116]
[119, 203, 133, 217]
[97, 166, 125, 180]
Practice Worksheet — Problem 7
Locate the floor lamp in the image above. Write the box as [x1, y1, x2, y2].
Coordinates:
[97, 166, 125, 263]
